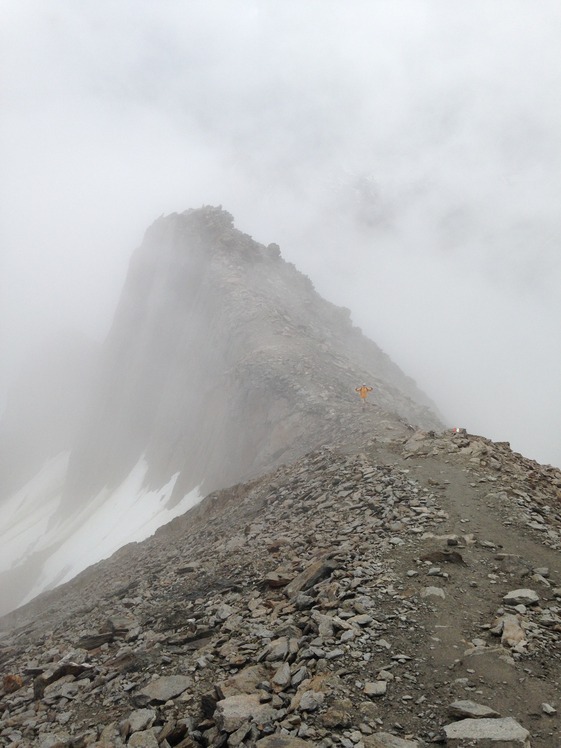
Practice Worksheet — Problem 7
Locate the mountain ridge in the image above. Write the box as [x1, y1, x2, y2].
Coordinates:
[64, 205, 442, 506]
[1, 428, 560, 747]
[0, 206, 442, 616]
[2, 207, 560, 746]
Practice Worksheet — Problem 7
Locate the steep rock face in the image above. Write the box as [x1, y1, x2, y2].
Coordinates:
[64, 206, 441, 509]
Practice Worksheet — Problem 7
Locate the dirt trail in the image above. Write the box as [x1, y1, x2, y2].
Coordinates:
[365, 443, 561, 746]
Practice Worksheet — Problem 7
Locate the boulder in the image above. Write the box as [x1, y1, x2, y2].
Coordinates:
[364, 681, 387, 697]
[503, 589, 539, 606]
[256, 737, 315, 748]
[448, 700, 500, 719]
[443, 717, 530, 746]
[128, 731, 159, 748]
[215, 694, 277, 732]
[216, 665, 269, 699]
[140, 675, 193, 703]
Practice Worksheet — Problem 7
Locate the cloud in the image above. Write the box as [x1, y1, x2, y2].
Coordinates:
[2, 0, 561, 466]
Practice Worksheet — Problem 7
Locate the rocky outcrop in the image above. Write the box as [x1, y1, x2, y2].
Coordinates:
[3, 208, 560, 745]
[0, 207, 442, 615]
[1, 430, 560, 746]
[63, 206, 441, 509]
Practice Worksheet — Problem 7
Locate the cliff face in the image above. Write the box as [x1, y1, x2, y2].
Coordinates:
[64, 206, 441, 508]
[0, 206, 442, 615]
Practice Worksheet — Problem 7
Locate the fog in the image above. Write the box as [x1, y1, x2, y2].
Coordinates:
[2, 0, 561, 468]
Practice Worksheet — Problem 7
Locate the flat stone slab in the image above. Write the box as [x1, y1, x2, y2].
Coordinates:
[128, 731, 159, 748]
[284, 558, 338, 597]
[216, 664, 269, 699]
[127, 708, 156, 732]
[256, 737, 316, 748]
[215, 693, 277, 732]
[444, 716, 530, 746]
[503, 589, 539, 606]
[140, 675, 193, 703]
[364, 733, 421, 747]
[420, 586, 446, 599]
[448, 700, 500, 719]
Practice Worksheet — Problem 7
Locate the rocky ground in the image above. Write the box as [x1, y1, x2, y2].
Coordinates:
[1, 422, 561, 747]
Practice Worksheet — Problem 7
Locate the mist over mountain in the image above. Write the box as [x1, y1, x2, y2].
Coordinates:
[0, 207, 441, 617]
[1, 208, 561, 748]
[0, 331, 98, 500]
[4, 2, 561, 472]
[2, 6, 561, 745]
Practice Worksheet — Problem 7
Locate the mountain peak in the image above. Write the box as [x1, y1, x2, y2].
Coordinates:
[0, 208, 441, 615]
[1, 210, 560, 746]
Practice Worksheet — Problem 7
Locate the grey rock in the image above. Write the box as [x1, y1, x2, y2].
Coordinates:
[503, 589, 539, 606]
[37, 735, 70, 748]
[448, 700, 500, 719]
[264, 636, 289, 662]
[364, 681, 387, 697]
[272, 661, 291, 688]
[229, 722, 253, 747]
[140, 675, 193, 703]
[299, 690, 325, 712]
[128, 730, 159, 747]
[420, 586, 445, 599]
[284, 559, 339, 597]
[256, 737, 316, 748]
[127, 708, 156, 733]
[215, 693, 277, 732]
[443, 717, 530, 745]
[294, 593, 315, 610]
[363, 734, 421, 747]
[216, 664, 270, 699]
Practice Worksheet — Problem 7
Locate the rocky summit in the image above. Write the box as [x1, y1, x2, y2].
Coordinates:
[1, 208, 561, 747]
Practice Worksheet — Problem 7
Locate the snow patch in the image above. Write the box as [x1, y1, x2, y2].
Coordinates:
[0, 452, 69, 573]
[0, 456, 201, 607]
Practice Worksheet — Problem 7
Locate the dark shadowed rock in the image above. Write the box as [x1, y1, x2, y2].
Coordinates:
[284, 558, 339, 598]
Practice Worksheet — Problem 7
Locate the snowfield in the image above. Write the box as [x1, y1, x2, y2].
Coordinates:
[0, 455, 201, 607]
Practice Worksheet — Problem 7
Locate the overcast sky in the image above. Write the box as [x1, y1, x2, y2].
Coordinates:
[2, 0, 560, 468]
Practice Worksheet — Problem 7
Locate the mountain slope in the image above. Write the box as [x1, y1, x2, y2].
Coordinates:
[64, 205, 441, 508]
[0, 206, 442, 615]
[1, 428, 560, 747]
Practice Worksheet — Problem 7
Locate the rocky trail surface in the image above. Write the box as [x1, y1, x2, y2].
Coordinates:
[1, 427, 561, 747]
